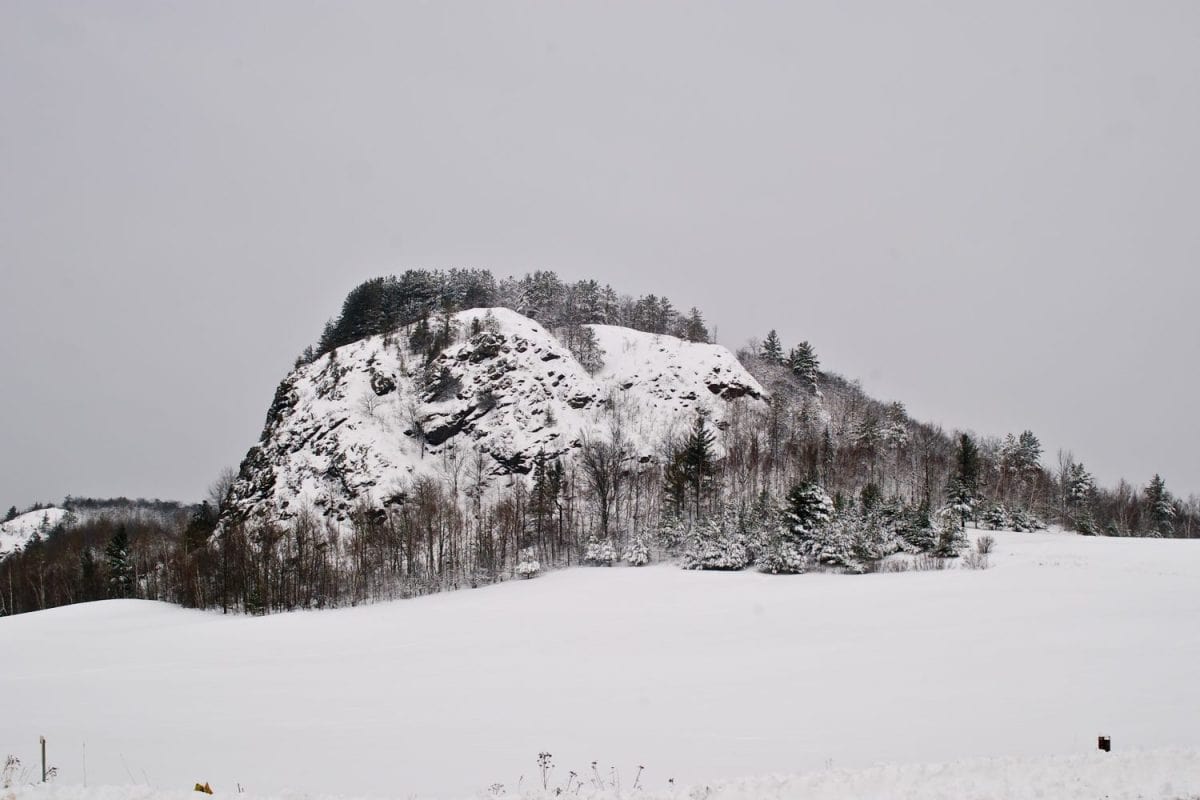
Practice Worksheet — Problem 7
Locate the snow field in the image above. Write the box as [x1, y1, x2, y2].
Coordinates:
[1, 530, 1198, 798]
[5, 749, 1200, 800]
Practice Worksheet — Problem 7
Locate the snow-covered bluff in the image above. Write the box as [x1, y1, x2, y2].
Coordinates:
[223, 308, 766, 527]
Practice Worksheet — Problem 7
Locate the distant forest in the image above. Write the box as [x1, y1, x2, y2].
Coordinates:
[2, 269, 1195, 617]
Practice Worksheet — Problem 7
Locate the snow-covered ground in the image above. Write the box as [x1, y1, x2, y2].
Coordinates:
[0, 508, 72, 559]
[5, 747, 1200, 800]
[2, 530, 1198, 798]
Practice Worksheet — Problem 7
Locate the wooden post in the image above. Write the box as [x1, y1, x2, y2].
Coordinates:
[40, 736, 46, 782]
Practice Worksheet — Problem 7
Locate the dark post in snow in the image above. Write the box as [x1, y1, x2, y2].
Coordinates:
[1098, 735, 1111, 752]
[40, 736, 46, 781]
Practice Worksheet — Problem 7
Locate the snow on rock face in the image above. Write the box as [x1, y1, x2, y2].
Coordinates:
[224, 308, 765, 526]
[0, 507, 73, 559]
[589, 323, 763, 406]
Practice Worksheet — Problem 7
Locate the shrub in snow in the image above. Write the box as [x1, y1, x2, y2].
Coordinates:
[1007, 507, 1045, 532]
[961, 551, 989, 570]
[804, 515, 861, 571]
[799, 510, 900, 574]
[1072, 512, 1098, 536]
[623, 536, 650, 566]
[982, 504, 1011, 530]
[932, 506, 969, 557]
[894, 504, 936, 553]
[758, 536, 806, 574]
[682, 509, 751, 570]
[654, 514, 688, 551]
[975, 535, 995, 555]
[682, 534, 750, 571]
[584, 538, 617, 566]
[911, 553, 951, 571]
[516, 548, 541, 579]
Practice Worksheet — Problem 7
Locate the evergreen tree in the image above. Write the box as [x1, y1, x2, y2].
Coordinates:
[954, 433, 981, 495]
[529, 450, 563, 548]
[947, 433, 981, 527]
[1000, 430, 1043, 500]
[668, 412, 718, 519]
[784, 482, 834, 541]
[932, 506, 969, 557]
[1144, 474, 1175, 536]
[663, 450, 689, 516]
[78, 548, 101, 602]
[184, 502, 218, 553]
[3, 505, 17, 522]
[760, 330, 784, 364]
[682, 413, 718, 516]
[683, 307, 709, 343]
[105, 526, 134, 599]
[681, 505, 751, 571]
[1066, 461, 1095, 507]
[820, 426, 836, 486]
[787, 341, 820, 391]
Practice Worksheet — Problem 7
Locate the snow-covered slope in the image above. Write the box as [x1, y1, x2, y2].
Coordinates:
[223, 308, 765, 525]
[0, 507, 72, 559]
[2, 530, 1198, 798]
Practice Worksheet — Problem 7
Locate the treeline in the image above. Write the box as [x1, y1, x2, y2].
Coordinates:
[0, 510, 185, 615]
[62, 496, 186, 515]
[306, 269, 710, 363]
[743, 329, 1199, 540]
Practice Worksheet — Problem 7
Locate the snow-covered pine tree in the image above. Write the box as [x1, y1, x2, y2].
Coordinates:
[757, 534, 806, 574]
[1144, 474, 1175, 536]
[676, 412, 718, 519]
[583, 538, 618, 566]
[947, 433, 981, 527]
[982, 503, 1010, 531]
[760, 329, 784, 365]
[757, 490, 805, 574]
[623, 535, 650, 566]
[932, 506, 968, 557]
[787, 341, 819, 392]
[681, 506, 751, 570]
[784, 482, 834, 542]
[516, 547, 541, 578]
[1066, 461, 1095, 508]
[894, 503, 936, 552]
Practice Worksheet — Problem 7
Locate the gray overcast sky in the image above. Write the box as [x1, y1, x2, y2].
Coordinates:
[2, 2, 1198, 507]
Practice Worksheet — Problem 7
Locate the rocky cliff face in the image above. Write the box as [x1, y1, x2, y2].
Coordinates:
[222, 308, 766, 527]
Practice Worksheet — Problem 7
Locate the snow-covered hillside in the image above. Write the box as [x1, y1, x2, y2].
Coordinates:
[0, 507, 72, 559]
[2, 530, 1198, 798]
[223, 308, 765, 526]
